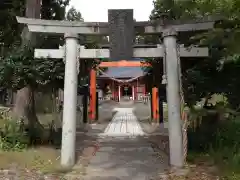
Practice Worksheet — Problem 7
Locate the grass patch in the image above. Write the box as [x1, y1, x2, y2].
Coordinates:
[0, 111, 65, 176]
[0, 147, 61, 173]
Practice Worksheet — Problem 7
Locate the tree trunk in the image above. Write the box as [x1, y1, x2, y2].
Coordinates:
[13, 86, 42, 129]
[12, 0, 43, 130]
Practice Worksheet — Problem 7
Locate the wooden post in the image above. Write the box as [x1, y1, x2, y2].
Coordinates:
[83, 87, 88, 123]
[89, 69, 96, 121]
[96, 91, 99, 121]
[158, 86, 164, 123]
[143, 85, 146, 95]
[150, 91, 153, 119]
[156, 89, 159, 121]
[118, 85, 121, 101]
[159, 98, 164, 123]
[112, 82, 115, 100]
[134, 84, 138, 100]
[132, 85, 135, 100]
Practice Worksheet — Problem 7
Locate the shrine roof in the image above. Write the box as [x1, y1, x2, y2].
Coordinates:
[98, 67, 145, 78]
[98, 58, 146, 78]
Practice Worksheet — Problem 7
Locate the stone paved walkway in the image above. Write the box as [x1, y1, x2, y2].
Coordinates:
[100, 108, 145, 137]
[74, 107, 169, 180]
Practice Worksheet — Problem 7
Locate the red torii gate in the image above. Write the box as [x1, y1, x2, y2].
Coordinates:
[89, 60, 160, 121]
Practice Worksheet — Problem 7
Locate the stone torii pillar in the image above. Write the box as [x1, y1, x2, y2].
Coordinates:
[163, 28, 184, 167]
[61, 33, 79, 167]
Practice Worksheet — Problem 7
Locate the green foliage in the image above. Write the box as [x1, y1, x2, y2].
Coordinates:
[0, 115, 62, 151]
[0, 0, 72, 92]
[41, 0, 70, 20]
[212, 119, 240, 167]
[0, 0, 106, 92]
[149, 0, 240, 109]
[0, 105, 63, 150]
[188, 106, 240, 178]
[0, 44, 65, 90]
[0, 118, 28, 151]
[0, 0, 25, 55]
[66, 6, 83, 21]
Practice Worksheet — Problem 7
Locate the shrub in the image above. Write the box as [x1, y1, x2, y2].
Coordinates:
[0, 119, 29, 151]
[187, 107, 240, 178]
[211, 120, 240, 174]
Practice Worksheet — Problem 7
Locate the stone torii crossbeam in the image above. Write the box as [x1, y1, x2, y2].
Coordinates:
[16, 12, 217, 169]
[34, 45, 208, 59]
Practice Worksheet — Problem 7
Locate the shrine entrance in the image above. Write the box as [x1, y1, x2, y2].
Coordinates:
[96, 61, 147, 102]
[121, 85, 132, 97]
[89, 60, 152, 120]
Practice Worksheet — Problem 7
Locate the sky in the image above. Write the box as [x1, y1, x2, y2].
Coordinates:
[68, 0, 154, 22]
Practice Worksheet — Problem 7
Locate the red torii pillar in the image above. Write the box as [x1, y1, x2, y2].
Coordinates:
[152, 87, 159, 121]
[89, 69, 96, 121]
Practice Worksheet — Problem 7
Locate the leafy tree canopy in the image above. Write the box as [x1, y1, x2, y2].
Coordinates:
[66, 6, 83, 21]
[0, 0, 71, 91]
[149, 0, 240, 108]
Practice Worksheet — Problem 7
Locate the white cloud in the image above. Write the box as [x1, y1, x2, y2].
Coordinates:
[68, 0, 154, 22]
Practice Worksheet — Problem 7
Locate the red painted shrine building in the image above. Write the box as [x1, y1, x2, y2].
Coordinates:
[97, 66, 147, 101]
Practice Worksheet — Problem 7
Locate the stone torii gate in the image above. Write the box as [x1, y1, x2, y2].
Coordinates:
[34, 44, 207, 122]
[16, 12, 216, 168]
